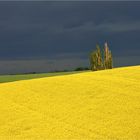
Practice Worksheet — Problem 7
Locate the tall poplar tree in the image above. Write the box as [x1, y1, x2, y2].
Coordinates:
[104, 42, 113, 69]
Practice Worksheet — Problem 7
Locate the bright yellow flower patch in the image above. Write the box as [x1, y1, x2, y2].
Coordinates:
[0, 66, 140, 140]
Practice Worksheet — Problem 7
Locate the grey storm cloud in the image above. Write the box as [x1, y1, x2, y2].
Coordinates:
[0, 1, 139, 74]
[54, 21, 140, 33]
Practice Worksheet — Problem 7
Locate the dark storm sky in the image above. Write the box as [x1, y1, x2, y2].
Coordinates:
[0, 1, 140, 74]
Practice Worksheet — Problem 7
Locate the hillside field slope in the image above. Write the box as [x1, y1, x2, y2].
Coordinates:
[0, 66, 140, 140]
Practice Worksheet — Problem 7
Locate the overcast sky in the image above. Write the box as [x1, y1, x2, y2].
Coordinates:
[0, 1, 140, 74]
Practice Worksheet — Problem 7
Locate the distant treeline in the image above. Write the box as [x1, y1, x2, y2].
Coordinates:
[90, 42, 113, 71]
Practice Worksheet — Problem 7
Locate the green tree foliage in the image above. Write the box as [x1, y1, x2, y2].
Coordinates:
[75, 67, 89, 71]
[90, 42, 113, 71]
[90, 50, 98, 71]
[96, 44, 103, 70]
[90, 44, 103, 71]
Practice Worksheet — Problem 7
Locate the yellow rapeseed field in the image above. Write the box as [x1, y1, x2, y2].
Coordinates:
[0, 66, 140, 140]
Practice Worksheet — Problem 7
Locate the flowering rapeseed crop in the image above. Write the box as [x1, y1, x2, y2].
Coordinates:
[0, 66, 140, 140]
